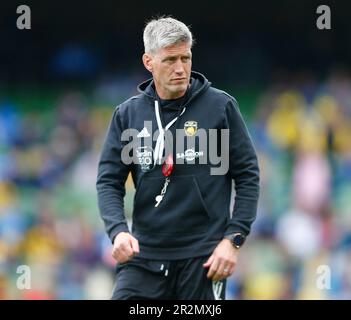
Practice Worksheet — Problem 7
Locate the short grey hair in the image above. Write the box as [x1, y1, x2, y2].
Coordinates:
[143, 17, 193, 54]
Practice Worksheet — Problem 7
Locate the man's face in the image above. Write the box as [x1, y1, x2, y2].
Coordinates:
[143, 42, 192, 100]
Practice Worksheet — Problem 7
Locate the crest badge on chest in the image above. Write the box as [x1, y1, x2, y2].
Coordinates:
[184, 121, 198, 136]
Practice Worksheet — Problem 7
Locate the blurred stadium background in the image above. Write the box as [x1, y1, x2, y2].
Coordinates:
[1, 1, 351, 299]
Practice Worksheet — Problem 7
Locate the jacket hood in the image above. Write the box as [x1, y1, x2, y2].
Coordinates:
[137, 71, 211, 106]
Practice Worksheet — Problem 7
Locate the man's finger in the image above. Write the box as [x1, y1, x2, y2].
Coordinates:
[203, 255, 214, 268]
[213, 263, 230, 281]
[130, 237, 140, 254]
[119, 242, 134, 258]
[212, 269, 222, 281]
[207, 258, 219, 279]
[112, 249, 127, 263]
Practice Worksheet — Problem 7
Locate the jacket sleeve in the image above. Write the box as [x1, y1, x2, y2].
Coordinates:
[224, 97, 260, 237]
[96, 106, 131, 243]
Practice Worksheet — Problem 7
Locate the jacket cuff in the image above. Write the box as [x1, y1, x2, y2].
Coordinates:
[224, 224, 248, 238]
[109, 223, 130, 244]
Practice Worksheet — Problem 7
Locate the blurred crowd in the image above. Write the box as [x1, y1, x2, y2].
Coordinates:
[232, 69, 351, 299]
[0, 70, 351, 299]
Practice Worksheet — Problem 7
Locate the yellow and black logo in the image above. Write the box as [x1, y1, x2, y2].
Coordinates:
[184, 121, 198, 136]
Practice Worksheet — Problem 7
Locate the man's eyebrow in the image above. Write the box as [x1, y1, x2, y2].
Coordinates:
[162, 55, 176, 61]
[162, 53, 191, 61]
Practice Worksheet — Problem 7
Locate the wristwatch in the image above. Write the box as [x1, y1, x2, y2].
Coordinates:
[224, 233, 246, 249]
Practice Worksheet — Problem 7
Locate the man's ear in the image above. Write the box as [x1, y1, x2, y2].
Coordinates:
[142, 53, 153, 73]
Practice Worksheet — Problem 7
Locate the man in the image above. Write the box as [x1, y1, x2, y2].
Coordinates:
[96, 17, 260, 300]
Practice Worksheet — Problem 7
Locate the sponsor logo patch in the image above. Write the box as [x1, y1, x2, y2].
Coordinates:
[136, 146, 153, 171]
[137, 127, 151, 138]
[176, 148, 204, 162]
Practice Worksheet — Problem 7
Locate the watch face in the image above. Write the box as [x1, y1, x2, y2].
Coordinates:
[233, 234, 245, 247]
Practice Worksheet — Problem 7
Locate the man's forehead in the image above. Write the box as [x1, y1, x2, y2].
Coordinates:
[158, 43, 192, 56]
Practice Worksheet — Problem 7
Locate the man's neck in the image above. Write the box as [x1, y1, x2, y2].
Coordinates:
[156, 89, 187, 100]
[154, 82, 191, 100]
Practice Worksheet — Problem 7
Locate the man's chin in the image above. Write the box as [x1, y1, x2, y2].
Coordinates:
[169, 84, 188, 95]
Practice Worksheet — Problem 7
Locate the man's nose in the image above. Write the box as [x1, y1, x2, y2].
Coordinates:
[174, 59, 185, 75]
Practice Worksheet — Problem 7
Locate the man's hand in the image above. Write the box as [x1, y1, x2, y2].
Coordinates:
[112, 232, 139, 263]
[203, 238, 239, 281]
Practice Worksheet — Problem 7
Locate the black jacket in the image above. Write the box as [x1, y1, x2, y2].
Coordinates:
[96, 71, 260, 260]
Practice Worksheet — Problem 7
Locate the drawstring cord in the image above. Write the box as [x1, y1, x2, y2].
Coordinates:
[154, 100, 186, 165]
